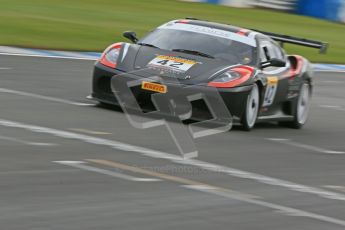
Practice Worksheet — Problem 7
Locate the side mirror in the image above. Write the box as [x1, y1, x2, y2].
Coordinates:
[261, 58, 286, 69]
[123, 31, 138, 43]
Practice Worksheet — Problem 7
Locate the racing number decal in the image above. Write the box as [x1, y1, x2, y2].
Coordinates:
[263, 76, 278, 106]
[157, 59, 183, 68]
[148, 55, 196, 72]
[169, 62, 184, 68]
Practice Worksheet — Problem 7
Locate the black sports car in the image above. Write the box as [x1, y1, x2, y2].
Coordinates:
[90, 19, 327, 130]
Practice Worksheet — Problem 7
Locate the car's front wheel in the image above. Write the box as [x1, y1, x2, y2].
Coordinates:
[241, 84, 259, 131]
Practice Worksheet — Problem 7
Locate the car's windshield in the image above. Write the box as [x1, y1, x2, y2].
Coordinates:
[139, 23, 257, 66]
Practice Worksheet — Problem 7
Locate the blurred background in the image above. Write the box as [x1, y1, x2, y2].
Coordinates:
[0, 0, 344, 63]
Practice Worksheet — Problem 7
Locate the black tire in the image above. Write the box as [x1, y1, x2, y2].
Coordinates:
[280, 82, 311, 129]
[241, 84, 260, 131]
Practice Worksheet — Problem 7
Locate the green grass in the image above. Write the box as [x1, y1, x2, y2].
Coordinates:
[0, 0, 345, 63]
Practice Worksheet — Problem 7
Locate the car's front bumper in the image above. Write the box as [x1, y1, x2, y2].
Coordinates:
[91, 62, 253, 119]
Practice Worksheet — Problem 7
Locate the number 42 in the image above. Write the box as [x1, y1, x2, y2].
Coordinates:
[157, 60, 183, 68]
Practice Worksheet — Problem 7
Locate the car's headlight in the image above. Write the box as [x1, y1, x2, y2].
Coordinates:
[208, 66, 254, 88]
[211, 70, 242, 83]
[100, 43, 122, 68]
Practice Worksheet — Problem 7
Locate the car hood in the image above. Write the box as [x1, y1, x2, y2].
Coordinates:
[116, 44, 240, 85]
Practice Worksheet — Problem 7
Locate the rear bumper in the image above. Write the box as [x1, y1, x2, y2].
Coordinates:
[91, 62, 252, 118]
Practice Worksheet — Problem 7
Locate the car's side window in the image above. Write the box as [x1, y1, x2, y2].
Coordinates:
[259, 39, 287, 72]
[260, 41, 275, 71]
[260, 45, 269, 62]
[270, 42, 286, 61]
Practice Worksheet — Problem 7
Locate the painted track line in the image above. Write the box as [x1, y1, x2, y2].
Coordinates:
[323, 186, 345, 193]
[1, 118, 345, 201]
[0, 135, 56, 147]
[88, 159, 345, 228]
[0, 169, 79, 175]
[0, 88, 95, 106]
[267, 138, 345, 154]
[69, 128, 112, 135]
[54, 161, 161, 182]
[314, 69, 345, 73]
[184, 185, 345, 227]
[317, 80, 344, 84]
[87, 158, 254, 197]
[0, 52, 97, 61]
[319, 105, 345, 112]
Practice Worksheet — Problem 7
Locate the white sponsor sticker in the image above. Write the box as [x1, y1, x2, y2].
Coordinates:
[148, 55, 197, 72]
[159, 22, 257, 47]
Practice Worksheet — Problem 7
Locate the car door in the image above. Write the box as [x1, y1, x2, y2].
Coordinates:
[258, 38, 290, 114]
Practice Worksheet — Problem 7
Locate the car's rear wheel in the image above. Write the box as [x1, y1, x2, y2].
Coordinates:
[280, 82, 311, 129]
[241, 84, 259, 131]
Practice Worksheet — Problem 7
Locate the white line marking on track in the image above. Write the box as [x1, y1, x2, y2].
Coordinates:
[320, 105, 342, 108]
[318, 80, 344, 84]
[1, 118, 345, 201]
[0, 169, 79, 175]
[69, 128, 112, 135]
[184, 184, 345, 227]
[86, 159, 345, 226]
[0, 88, 95, 106]
[0, 52, 98, 61]
[182, 184, 216, 190]
[28, 142, 58, 146]
[319, 105, 345, 112]
[266, 138, 345, 154]
[181, 184, 260, 199]
[315, 70, 345, 73]
[0, 135, 56, 146]
[266, 138, 289, 141]
[324, 185, 345, 193]
[54, 161, 161, 182]
[0, 67, 12, 70]
[133, 178, 163, 182]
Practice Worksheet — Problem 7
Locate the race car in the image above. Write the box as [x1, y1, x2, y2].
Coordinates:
[90, 18, 327, 130]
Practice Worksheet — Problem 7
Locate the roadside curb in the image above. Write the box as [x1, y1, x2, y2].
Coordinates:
[1, 46, 344, 72]
[0, 46, 100, 60]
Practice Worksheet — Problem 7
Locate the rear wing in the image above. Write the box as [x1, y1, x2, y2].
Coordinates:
[252, 29, 328, 54]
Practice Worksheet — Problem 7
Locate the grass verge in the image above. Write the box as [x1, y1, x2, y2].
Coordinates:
[0, 0, 344, 63]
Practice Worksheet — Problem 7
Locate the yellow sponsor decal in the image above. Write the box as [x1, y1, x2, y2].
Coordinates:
[141, 81, 167, 93]
[263, 76, 279, 106]
[267, 76, 278, 85]
[156, 55, 197, 65]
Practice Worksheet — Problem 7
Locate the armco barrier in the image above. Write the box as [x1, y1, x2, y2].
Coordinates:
[251, 0, 296, 10]
[296, 0, 345, 23]
[182, 0, 251, 8]
[182, 0, 296, 10]
[182, 0, 345, 22]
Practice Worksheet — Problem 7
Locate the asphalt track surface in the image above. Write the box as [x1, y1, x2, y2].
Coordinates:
[0, 54, 345, 230]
